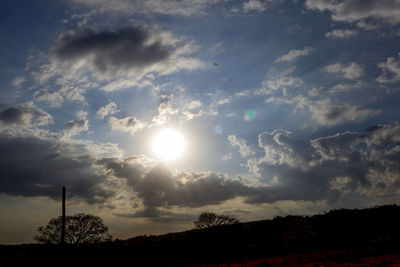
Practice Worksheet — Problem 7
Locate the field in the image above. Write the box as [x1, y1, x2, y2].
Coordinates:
[194, 249, 400, 266]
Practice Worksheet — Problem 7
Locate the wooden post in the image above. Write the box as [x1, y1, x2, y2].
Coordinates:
[61, 186, 66, 244]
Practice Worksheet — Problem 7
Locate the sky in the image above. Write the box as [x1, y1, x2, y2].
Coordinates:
[1, 0, 400, 244]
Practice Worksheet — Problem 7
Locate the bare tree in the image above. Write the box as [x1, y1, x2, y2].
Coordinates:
[34, 213, 112, 244]
[194, 211, 239, 229]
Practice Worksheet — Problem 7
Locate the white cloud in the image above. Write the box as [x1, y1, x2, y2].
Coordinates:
[258, 67, 378, 127]
[330, 81, 364, 93]
[305, 0, 400, 25]
[376, 52, 400, 83]
[97, 102, 120, 119]
[222, 153, 233, 160]
[269, 92, 379, 126]
[186, 100, 202, 110]
[109, 116, 146, 134]
[209, 41, 224, 55]
[70, 0, 221, 16]
[324, 62, 363, 80]
[217, 97, 230, 105]
[33, 89, 64, 107]
[243, 0, 266, 12]
[57, 110, 89, 138]
[257, 68, 303, 95]
[325, 29, 359, 39]
[356, 20, 379, 31]
[11, 77, 25, 88]
[274, 46, 312, 63]
[151, 96, 179, 126]
[228, 135, 255, 157]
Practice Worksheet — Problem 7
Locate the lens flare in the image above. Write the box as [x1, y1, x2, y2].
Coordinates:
[243, 109, 257, 122]
[214, 124, 223, 135]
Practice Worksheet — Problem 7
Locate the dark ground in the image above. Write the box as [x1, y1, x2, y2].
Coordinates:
[2, 205, 400, 266]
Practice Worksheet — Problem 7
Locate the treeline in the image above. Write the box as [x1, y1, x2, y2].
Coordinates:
[1, 205, 400, 266]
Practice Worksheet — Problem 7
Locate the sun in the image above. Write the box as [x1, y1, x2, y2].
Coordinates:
[151, 128, 186, 162]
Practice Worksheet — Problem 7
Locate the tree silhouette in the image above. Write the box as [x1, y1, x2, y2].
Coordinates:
[194, 211, 239, 229]
[34, 213, 112, 244]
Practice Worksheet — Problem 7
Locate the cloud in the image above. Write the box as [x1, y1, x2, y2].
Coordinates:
[103, 160, 253, 209]
[307, 98, 379, 126]
[222, 153, 233, 160]
[305, 0, 400, 24]
[268, 94, 379, 126]
[57, 111, 89, 138]
[257, 129, 313, 167]
[325, 29, 359, 39]
[116, 207, 194, 223]
[11, 77, 25, 88]
[259, 68, 378, 126]
[1, 105, 398, 212]
[0, 135, 118, 204]
[356, 20, 379, 30]
[70, 0, 221, 16]
[209, 41, 224, 55]
[228, 135, 255, 158]
[33, 27, 204, 101]
[274, 46, 312, 63]
[54, 28, 170, 77]
[97, 102, 120, 119]
[0, 105, 124, 204]
[108, 116, 146, 134]
[99, 121, 400, 210]
[324, 62, 363, 79]
[217, 97, 230, 105]
[186, 100, 202, 110]
[257, 67, 303, 95]
[33, 89, 64, 107]
[248, 122, 400, 204]
[376, 52, 400, 83]
[0, 104, 54, 127]
[151, 95, 179, 126]
[243, 0, 266, 12]
[330, 81, 364, 93]
[116, 207, 174, 220]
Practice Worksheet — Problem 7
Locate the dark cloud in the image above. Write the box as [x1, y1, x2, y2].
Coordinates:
[0, 107, 23, 124]
[101, 123, 400, 212]
[54, 28, 170, 74]
[250, 123, 400, 204]
[0, 105, 53, 126]
[2, 106, 398, 214]
[103, 160, 254, 209]
[116, 207, 194, 223]
[0, 135, 113, 203]
[305, 97, 379, 126]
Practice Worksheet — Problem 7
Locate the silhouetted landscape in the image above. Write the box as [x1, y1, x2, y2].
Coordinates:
[2, 204, 400, 266]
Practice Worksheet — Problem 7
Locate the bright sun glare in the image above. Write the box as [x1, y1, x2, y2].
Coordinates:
[152, 128, 186, 162]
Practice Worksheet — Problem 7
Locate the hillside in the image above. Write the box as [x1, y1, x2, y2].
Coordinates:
[1, 205, 400, 266]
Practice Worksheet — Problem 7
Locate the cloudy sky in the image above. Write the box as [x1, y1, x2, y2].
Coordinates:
[1, 0, 400, 244]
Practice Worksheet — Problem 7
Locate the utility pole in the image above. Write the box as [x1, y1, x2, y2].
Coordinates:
[61, 186, 66, 244]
